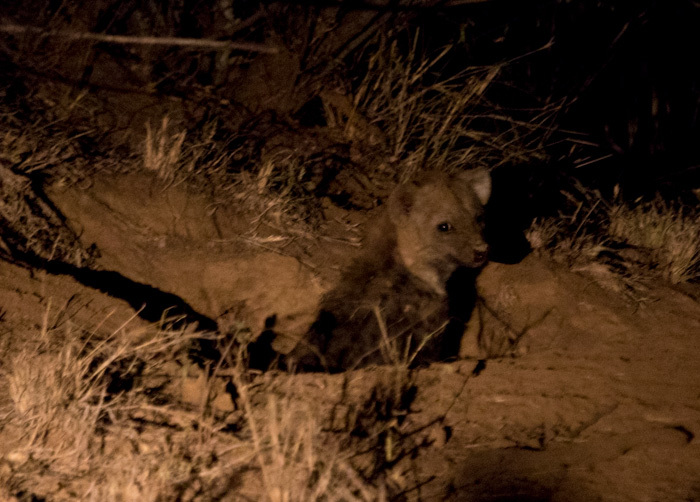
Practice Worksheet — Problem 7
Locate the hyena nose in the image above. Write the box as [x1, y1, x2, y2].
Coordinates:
[473, 244, 489, 265]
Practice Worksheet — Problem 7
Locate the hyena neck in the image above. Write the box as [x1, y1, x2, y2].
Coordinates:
[394, 248, 446, 297]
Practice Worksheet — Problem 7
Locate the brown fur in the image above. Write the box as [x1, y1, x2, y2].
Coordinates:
[250, 169, 491, 372]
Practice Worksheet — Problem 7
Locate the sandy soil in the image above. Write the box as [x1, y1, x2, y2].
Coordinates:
[1, 171, 699, 501]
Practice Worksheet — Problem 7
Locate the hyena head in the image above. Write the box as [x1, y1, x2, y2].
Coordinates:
[388, 168, 491, 296]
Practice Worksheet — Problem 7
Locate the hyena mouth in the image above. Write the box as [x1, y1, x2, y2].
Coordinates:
[471, 247, 489, 267]
[440, 250, 488, 272]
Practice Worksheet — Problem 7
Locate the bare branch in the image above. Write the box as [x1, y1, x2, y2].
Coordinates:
[0, 24, 279, 54]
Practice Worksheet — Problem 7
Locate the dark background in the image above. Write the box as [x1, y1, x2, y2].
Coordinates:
[1, 0, 698, 201]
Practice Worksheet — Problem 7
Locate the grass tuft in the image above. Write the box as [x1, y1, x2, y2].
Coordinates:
[528, 188, 700, 287]
[609, 199, 700, 284]
[143, 116, 187, 180]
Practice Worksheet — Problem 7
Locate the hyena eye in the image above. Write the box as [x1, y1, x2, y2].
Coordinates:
[436, 222, 453, 232]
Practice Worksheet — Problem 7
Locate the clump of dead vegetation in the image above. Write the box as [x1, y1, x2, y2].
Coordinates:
[232, 372, 386, 502]
[1, 311, 241, 500]
[527, 185, 700, 291]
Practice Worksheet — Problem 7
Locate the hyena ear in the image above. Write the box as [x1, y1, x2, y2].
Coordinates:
[457, 168, 491, 205]
[387, 183, 417, 221]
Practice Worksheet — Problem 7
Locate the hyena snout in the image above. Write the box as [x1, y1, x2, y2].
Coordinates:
[471, 242, 489, 266]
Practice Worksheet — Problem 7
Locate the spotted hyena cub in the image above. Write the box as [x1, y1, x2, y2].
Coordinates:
[251, 168, 491, 372]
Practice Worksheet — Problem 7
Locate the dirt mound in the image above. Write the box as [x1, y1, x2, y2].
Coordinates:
[1, 170, 698, 500]
[48, 171, 326, 342]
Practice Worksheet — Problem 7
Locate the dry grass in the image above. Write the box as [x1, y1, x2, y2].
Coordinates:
[142, 116, 235, 185]
[211, 29, 555, 232]
[0, 161, 95, 266]
[248, 149, 320, 226]
[1, 305, 241, 500]
[143, 116, 187, 180]
[528, 188, 700, 287]
[608, 199, 700, 284]
[232, 369, 385, 502]
[0, 302, 401, 501]
[0, 81, 110, 182]
[350, 31, 551, 180]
